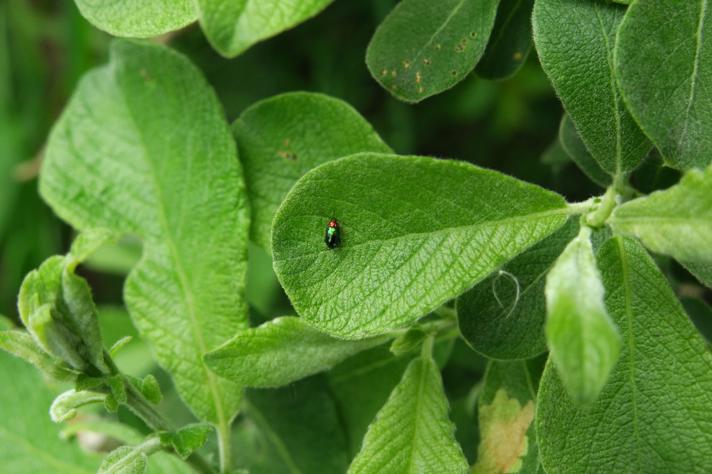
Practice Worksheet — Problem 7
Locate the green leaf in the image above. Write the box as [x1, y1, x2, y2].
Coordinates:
[68, 228, 119, 266]
[533, 0, 650, 176]
[559, 115, 611, 188]
[159, 424, 211, 460]
[100, 437, 161, 474]
[0, 352, 99, 473]
[348, 353, 468, 473]
[538, 237, 712, 472]
[206, 316, 388, 388]
[389, 327, 427, 356]
[328, 345, 414, 457]
[140, 374, 163, 404]
[40, 40, 248, 425]
[610, 166, 712, 287]
[50, 389, 107, 423]
[545, 226, 621, 403]
[272, 153, 569, 339]
[18, 256, 107, 373]
[476, 0, 534, 80]
[196, 0, 333, 57]
[0, 329, 75, 380]
[366, 0, 499, 103]
[74, 0, 196, 38]
[457, 219, 578, 359]
[234, 377, 349, 474]
[233, 92, 391, 251]
[616, 0, 712, 170]
[472, 361, 539, 474]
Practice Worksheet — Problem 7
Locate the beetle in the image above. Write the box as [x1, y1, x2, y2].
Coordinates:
[324, 218, 341, 249]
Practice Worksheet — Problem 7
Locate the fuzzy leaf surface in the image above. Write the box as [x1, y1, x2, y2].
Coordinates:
[458, 219, 578, 359]
[40, 40, 248, 425]
[366, 0, 499, 102]
[196, 0, 333, 57]
[348, 355, 468, 473]
[538, 237, 712, 472]
[205, 316, 388, 388]
[616, 0, 712, 169]
[272, 153, 569, 339]
[74, 0, 196, 38]
[233, 92, 390, 251]
[545, 227, 621, 403]
[534, 0, 650, 175]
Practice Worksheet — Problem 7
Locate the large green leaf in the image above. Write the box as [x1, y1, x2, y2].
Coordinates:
[0, 352, 99, 473]
[545, 226, 620, 403]
[196, 0, 333, 57]
[233, 92, 391, 252]
[272, 153, 569, 339]
[366, 0, 499, 103]
[472, 361, 539, 474]
[533, 0, 650, 176]
[537, 237, 712, 472]
[476, 0, 534, 80]
[348, 353, 468, 473]
[74, 0, 196, 38]
[457, 219, 578, 360]
[616, 0, 712, 170]
[610, 166, 712, 286]
[205, 316, 388, 388]
[234, 377, 349, 474]
[40, 40, 248, 426]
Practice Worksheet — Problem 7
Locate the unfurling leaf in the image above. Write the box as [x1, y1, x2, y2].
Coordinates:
[545, 226, 621, 403]
[50, 389, 107, 423]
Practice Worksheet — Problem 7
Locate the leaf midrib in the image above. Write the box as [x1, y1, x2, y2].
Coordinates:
[405, 358, 429, 474]
[679, 0, 708, 152]
[594, 6, 624, 176]
[277, 206, 569, 262]
[405, 0, 468, 65]
[616, 237, 642, 469]
[117, 70, 229, 428]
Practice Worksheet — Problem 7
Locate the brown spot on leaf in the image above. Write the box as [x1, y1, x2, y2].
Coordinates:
[472, 389, 535, 474]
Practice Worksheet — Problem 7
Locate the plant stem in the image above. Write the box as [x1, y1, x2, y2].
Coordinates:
[104, 350, 217, 474]
[216, 420, 232, 473]
[421, 334, 435, 359]
[585, 186, 618, 227]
